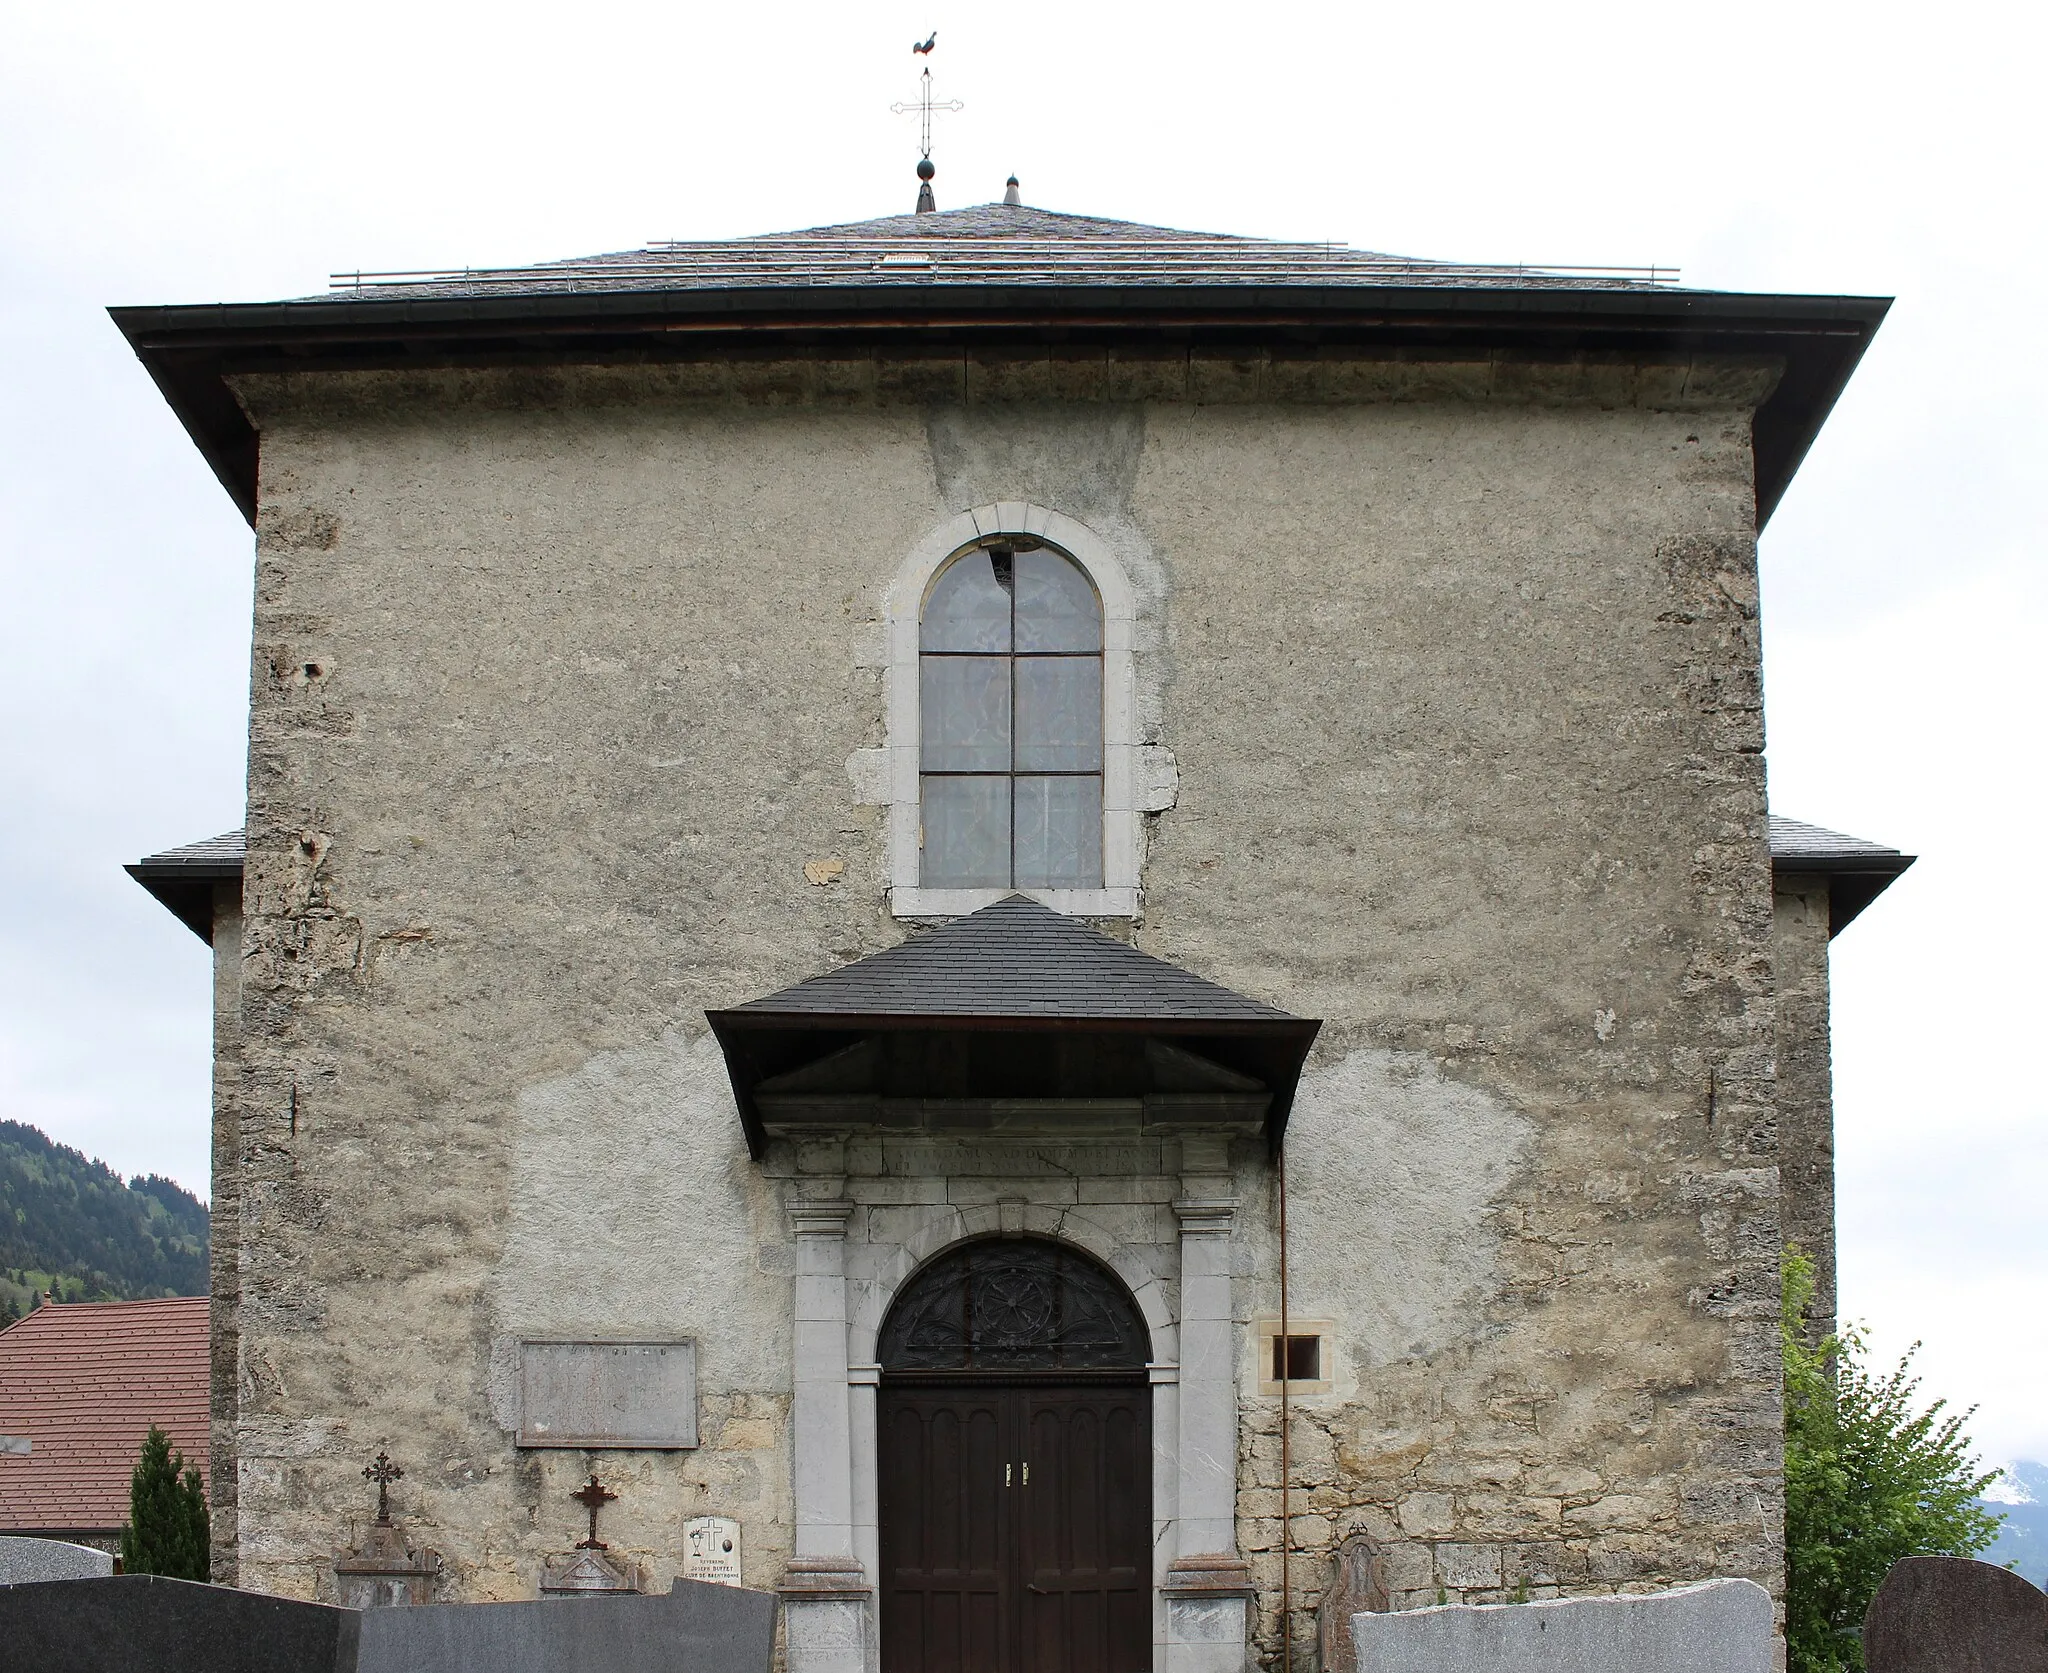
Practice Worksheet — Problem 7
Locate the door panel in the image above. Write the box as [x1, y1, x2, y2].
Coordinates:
[881, 1382, 1149, 1673]
[881, 1387, 1011, 1673]
[1019, 1388, 1150, 1673]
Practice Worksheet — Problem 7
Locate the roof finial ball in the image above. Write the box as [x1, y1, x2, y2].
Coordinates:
[1003, 175, 1021, 207]
[916, 156, 936, 215]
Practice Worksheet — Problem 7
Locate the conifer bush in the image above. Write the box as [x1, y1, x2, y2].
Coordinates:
[121, 1424, 210, 1581]
[1783, 1247, 1999, 1671]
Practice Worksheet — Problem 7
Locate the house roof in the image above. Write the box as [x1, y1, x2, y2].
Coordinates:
[125, 831, 244, 946]
[707, 894, 1322, 1156]
[0, 1298, 209, 1534]
[314, 204, 1684, 300]
[1767, 814, 1916, 936]
[110, 199, 1887, 532]
[724, 893, 1298, 1024]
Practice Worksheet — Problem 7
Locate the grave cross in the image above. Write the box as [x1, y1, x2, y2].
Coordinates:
[363, 1451, 403, 1525]
[571, 1474, 618, 1550]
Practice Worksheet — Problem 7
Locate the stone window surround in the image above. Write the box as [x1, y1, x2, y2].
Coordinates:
[1253, 1316, 1337, 1397]
[779, 1142, 1252, 1673]
[883, 504, 1145, 919]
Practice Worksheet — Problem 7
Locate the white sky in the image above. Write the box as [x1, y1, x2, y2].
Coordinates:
[2, 1, 2042, 1465]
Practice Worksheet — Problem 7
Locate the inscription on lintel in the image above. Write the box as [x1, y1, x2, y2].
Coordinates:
[517, 1340, 698, 1449]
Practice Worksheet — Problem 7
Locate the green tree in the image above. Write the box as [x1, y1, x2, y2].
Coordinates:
[1783, 1247, 2000, 1672]
[120, 1425, 210, 1581]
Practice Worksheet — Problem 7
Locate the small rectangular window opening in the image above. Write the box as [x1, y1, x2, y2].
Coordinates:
[1272, 1333, 1321, 1384]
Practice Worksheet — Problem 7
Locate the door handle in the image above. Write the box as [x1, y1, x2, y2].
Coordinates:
[1027, 1584, 1050, 1595]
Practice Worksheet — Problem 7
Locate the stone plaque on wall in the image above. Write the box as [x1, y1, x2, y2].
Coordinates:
[684, 1516, 743, 1586]
[517, 1340, 698, 1448]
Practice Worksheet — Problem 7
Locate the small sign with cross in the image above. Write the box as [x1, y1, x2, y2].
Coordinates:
[363, 1451, 403, 1526]
[571, 1474, 618, 1550]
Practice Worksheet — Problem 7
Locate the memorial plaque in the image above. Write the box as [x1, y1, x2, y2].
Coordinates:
[684, 1517, 743, 1587]
[517, 1340, 698, 1449]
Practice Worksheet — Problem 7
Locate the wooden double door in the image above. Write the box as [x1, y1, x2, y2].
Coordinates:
[879, 1378, 1151, 1673]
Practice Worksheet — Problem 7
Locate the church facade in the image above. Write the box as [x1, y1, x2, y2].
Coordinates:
[120, 201, 1908, 1672]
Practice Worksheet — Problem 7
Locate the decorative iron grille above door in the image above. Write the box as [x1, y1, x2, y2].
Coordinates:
[877, 1237, 1149, 1374]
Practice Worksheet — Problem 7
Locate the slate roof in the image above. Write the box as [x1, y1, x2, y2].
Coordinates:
[1767, 815, 1915, 937]
[1767, 815, 1912, 869]
[725, 894, 1300, 1024]
[326, 203, 1676, 301]
[0, 1298, 209, 1534]
[126, 830, 244, 946]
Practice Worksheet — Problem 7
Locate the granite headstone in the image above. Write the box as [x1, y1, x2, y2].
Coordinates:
[357, 1575, 778, 1673]
[1863, 1555, 2048, 1673]
[1351, 1576, 1774, 1673]
[0, 1573, 361, 1672]
[0, 1534, 115, 1584]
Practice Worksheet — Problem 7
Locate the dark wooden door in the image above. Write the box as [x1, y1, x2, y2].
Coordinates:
[880, 1381, 1150, 1673]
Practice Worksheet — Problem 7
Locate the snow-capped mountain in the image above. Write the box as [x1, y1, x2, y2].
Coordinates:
[1978, 1460, 2048, 1585]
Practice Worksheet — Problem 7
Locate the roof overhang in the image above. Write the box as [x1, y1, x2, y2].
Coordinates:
[124, 852, 240, 945]
[707, 1006, 1322, 1161]
[111, 281, 1887, 530]
[1771, 852, 1917, 937]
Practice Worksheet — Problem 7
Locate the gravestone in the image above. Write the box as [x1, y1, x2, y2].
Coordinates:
[0, 1570, 777, 1673]
[1318, 1534, 1388, 1673]
[0, 1535, 115, 1584]
[358, 1575, 779, 1673]
[334, 1450, 442, 1607]
[1863, 1555, 2048, 1673]
[0, 1573, 361, 1672]
[685, 1515, 744, 1587]
[1351, 1577, 1773, 1673]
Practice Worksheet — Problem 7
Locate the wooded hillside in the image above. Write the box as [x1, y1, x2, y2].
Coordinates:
[0, 1120, 207, 1320]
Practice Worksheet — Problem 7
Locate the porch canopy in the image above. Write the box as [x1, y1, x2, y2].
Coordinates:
[707, 895, 1321, 1158]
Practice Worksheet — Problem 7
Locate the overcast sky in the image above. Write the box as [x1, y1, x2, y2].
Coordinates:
[2, 1, 2042, 1468]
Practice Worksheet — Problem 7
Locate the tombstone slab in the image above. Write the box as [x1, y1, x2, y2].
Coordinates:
[1351, 1577, 1773, 1673]
[0, 1534, 115, 1584]
[357, 1575, 778, 1673]
[0, 1573, 361, 1672]
[1864, 1555, 2048, 1673]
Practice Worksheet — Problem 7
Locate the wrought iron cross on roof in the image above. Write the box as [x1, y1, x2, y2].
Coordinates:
[891, 63, 962, 163]
[363, 1451, 402, 1525]
[571, 1474, 617, 1550]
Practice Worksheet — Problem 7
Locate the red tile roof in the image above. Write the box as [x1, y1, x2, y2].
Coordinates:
[0, 1297, 209, 1532]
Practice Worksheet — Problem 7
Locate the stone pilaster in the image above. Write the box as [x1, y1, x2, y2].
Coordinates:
[784, 1201, 872, 1673]
[1168, 1143, 1252, 1673]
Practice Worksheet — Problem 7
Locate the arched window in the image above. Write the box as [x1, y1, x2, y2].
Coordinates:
[919, 541, 1103, 890]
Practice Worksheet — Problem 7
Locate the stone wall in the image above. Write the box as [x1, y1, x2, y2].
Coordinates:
[220, 353, 1785, 1645]
[210, 881, 243, 1584]
[1772, 877, 1836, 1335]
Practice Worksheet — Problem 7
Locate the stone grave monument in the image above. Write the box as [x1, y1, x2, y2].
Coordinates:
[1863, 1554, 2048, 1673]
[0, 1534, 115, 1584]
[1351, 1577, 1774, 1673]
[333, 1450, 442, 1608]
[540, 1472, 643, 1595]
[1317, 1534, 1389, 1673]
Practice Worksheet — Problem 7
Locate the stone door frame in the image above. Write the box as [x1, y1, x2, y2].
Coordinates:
[781, 1137, 1251, 1673]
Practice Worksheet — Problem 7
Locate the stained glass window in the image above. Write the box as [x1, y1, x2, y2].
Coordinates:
[920, 543, 1103, 889]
